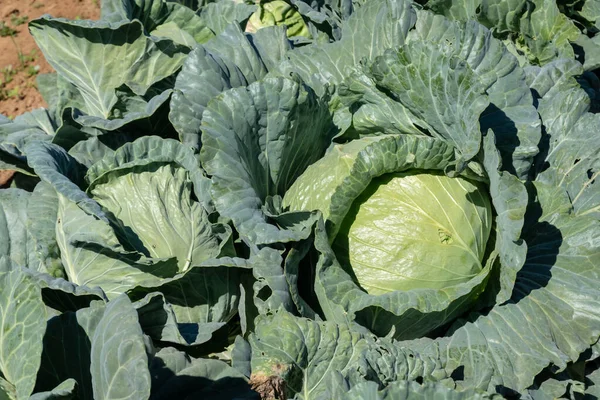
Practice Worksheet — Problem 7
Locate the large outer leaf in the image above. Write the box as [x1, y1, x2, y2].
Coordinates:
[517, 0, 580, 65]
[127, 258, 251, 342]
[199, 24, 287, 92]
[368, 43, 489, 165]
[477, 0, 529, 34]
[200, 77, 336, 245]
[0, 258, 47, 400]
[34, 302, 105, 400]
[0, 110, 55, 174]
[90, 295, 151, 400]
[55, 194, 170, 298]
[88, 164, 220, 272]
[288, 0, 363, 41]
[480, 132, 528, 303]
[580, 0, 600, 28]
[1, 109, 55, 139]
[248, 246, 296, 316]
[586, 358, 600, 398]
[84, 136, 214, 212]
[247, 311, 448, 400]
[134, 292, 225, 347]
[36, 73, 60, 114]
[150, 347, 254, 399]
[340, 380, 499, 400]
[339, 5, 541, 178]
[67, 138, 116, 169]
[422, 0, 580, 66]
[410, 11, 541, 178]
[27, 182, 63, 276]
[30, 17, 187, 118]
[0, 189, 32, 268]
[248, 25, 294, 72]
[26, 140, 105, 222]
[338, 68, 425, 137]
[196, 1, 257, 35]
[169, 24, 290, 150]
[27, 270, 107, 313]
[418, 0, 481, 21]
[529, 60, 600, 219]
[102, 0, 214, 44]
[572, 33, 600, 71]
[72, 89, 176, 138]
[30, 379, 77, 400]
[40, 74, 87, 125]
[277, 0, 416, 95]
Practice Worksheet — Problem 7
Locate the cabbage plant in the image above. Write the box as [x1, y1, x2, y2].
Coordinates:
[0, 0, 600, 399]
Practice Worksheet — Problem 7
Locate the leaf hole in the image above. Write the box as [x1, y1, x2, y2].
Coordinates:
[257, 286, 273, 301]
[450, 366, 464, 380]
[438, 229, 453, 244]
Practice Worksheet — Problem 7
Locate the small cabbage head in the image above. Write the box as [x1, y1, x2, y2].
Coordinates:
[246, 0, 310, 38]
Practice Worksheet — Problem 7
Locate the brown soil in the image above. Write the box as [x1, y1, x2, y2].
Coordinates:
[0, 170, 15, 187]
[0, 0, 100, 118]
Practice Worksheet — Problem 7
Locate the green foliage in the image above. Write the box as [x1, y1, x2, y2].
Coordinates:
[0, 0, 599, 399]
[10, 14, 28, 26]
[0, 21, 17, 37]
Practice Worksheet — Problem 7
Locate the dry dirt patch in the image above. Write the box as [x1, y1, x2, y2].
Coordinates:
[0, 0, 100, 118]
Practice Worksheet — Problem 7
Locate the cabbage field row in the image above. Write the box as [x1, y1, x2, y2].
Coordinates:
[0, 0, 599, 399]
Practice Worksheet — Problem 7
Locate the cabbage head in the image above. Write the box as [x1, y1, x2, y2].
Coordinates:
[332, 171, 492, 294]
[281, 132, 522, 340]
[18, 136, 251, 350]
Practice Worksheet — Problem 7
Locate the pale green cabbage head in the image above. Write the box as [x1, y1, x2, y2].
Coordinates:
[281, 134, 519, 340]
[333, 172, 492, 294]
